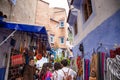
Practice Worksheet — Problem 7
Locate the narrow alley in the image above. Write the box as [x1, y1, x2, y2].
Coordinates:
[0, 0, 120, 80]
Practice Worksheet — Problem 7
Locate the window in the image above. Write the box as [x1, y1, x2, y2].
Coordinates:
[50, 35, 54, 43]
[60, 37, 64, 44]
[74, 21, 78, 35]
[59, 20, 64, 27]
[83, 0, 93, 21]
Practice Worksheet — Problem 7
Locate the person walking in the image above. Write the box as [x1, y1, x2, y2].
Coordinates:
[39, 63, 52, 80]
[23, 57, 35, 80]
[52, 62, 62, 80]
[60, 59, 77, 80]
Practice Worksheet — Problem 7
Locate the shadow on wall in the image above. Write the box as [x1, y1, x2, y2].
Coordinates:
[73, 9, 120, 59]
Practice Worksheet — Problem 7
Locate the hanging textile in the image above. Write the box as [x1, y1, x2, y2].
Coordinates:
[84, 59, 90, 80]
[97, 52, 105, 80]
[110, 47, 120, 58]
[101, 52, 105, 80]
[76, 56, 83, 77]
[89, 53, 97, 80]
[110, 50, 116, 58]
[107, 55, 120, 80]
[11, 54, 24, 66]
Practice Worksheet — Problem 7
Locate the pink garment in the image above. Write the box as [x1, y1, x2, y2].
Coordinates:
[41, 71, 52, 80]
[85, 59, 89, 80]
[46, 71, 52, 78]
[102, 52, 105, 79]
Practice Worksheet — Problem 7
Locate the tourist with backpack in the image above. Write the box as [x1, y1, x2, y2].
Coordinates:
[52, 62, 63, 80]
[60, 59, 77, 80]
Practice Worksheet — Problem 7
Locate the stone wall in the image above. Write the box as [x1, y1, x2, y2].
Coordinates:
[0, 0, 37, 24]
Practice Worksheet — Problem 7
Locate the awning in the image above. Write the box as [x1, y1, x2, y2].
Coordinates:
[0, 21, 47, 34]
[0, 21, 51, 50]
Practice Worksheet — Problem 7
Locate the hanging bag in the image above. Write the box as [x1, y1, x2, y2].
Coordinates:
[53, 71, 58, 80]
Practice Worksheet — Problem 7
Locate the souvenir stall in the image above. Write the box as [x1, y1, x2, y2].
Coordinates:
[0, 21, 50, 80]
[89, 45, 120, 80]
[75, 43, 120, 80]
[73, 9, 120, 80]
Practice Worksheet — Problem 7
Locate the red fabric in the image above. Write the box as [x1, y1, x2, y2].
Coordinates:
[110, 47, 120, 58]
[102, 52, 105, 79]
[41, 71, 52, 80]
[42, 75, 46, 80]
[46, 71, 52, 78]
[76, 56, 81, 68]
[116, 48, 120, 55]
[11, 54, 24, 66]
[36, 54, 42, 60]
[110, 50, 116, 58]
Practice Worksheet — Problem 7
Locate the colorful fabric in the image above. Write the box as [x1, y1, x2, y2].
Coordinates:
[102, 52, 105, 80]
[45, 71, 52, 80]
[76, 56, 81, 68]
[84, 59, 90, 80]
[90, 54, 97, 78]
[97, 52, 101, 80]
[11, 54, 24, 66]
[110, 50, 116, 58]
[89, 77, 96, 80]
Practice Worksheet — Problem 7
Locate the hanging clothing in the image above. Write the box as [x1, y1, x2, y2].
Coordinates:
[90, 54, 97, 77]
[97, 52, 106, 80]
[84, 59, 90, 80]
[107, 55, 120, 80]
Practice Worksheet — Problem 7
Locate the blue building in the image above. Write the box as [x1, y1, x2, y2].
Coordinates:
[67, 0, 120, 59]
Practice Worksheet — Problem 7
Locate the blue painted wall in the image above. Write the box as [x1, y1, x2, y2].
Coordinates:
[73, 9, 120, 59]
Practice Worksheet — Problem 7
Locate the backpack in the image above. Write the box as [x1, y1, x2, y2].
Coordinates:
[53, 71, 58, 80]
[62, 69, 72, 80]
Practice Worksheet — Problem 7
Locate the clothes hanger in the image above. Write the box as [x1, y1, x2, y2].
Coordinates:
[96, 43, 108, 53]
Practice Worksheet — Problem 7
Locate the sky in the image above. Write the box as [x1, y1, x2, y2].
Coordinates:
[43, 0, 69, 16]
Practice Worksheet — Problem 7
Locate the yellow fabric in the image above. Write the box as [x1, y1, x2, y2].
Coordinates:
[89, 77, 96, 80]
[78, 68, 83, 76]
[90, 54, 97, 77]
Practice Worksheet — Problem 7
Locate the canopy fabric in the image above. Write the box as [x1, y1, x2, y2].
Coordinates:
[0, 21, 47, 34]
[0, 21, 51, 50]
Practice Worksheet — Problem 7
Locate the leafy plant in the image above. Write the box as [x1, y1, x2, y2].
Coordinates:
[54, 55, 70, 66]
